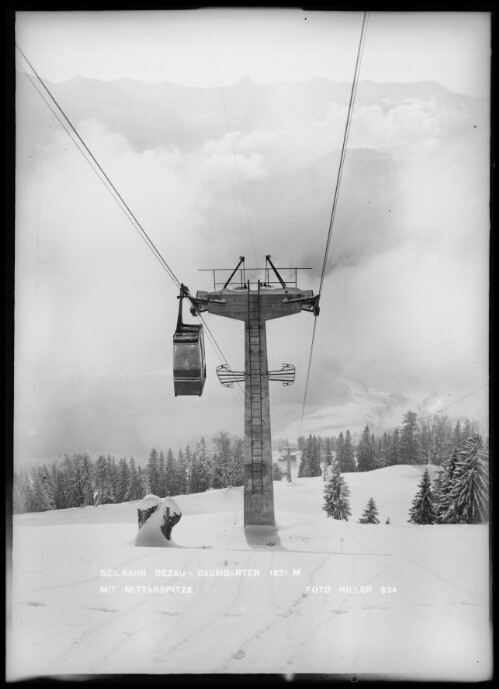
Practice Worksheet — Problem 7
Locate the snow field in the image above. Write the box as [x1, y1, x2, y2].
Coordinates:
[9, 465, 491, 679]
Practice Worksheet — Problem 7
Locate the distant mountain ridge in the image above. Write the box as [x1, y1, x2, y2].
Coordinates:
[17, 72, 486, 154]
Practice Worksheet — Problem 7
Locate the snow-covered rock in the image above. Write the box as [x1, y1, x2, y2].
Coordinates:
[135, 497, 182, 548]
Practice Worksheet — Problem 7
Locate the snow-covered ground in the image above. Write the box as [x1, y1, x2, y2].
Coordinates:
[8, 465, 491, 680]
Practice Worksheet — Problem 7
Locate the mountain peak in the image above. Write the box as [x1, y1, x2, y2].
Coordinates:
[238, 75, 256, 86]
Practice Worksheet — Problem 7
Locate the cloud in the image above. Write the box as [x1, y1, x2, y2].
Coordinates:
[14, 77, 489, 462]
[274, 379, 413, 440]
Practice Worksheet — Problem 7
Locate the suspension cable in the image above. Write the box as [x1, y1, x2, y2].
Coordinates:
[16, 44, 184, 289]
[16, 44, 243, 399]
[418, 384, 489, 422]
[318, 12, 369, 296]
[300, 11, 369, 432]
[19, 67, 179, 281]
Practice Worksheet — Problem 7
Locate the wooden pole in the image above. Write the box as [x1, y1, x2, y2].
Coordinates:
[286, 448, 292, 482]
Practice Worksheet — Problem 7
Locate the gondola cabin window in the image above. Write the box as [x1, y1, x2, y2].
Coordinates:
[174, 342, 201, 370]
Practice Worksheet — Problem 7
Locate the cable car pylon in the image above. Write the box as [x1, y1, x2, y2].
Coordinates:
[191, 256, 319, 527]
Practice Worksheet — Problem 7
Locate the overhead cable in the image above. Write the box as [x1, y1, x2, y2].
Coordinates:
[16, 44, 243, 399]
[300, 11, 369, 433]
[16, 43, 182, 289]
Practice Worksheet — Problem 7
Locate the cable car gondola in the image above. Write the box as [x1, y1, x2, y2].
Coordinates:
[173, 286, 206, 396]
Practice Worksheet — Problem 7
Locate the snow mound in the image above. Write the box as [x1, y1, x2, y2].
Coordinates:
[135, 497, 182, 548]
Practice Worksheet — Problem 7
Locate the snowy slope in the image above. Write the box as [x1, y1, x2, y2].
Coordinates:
[8, 466, 491, 680]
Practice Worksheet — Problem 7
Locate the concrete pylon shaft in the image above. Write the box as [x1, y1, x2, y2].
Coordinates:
[194, 278, 317, 528]
[244, 289, 274, 526]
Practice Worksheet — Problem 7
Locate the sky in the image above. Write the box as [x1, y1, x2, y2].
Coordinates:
[16, 10, 490, 97]
[14, 10, 490, 462]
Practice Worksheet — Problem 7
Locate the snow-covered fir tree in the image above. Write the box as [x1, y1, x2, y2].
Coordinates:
[64, 453, 94, 507]
[30, 474, 54, 512]
[82, 455, 95, 505]
[191, 437, 212, 492]
[322, 466, 351, 521]
[196, 436, 209, 466]
[336, 430, 356, 472]
[147, 448, 160, 496]
[272, 462, 283, 481]
[54, 464, 72, 509]
[176, 449, 189, 495]
[138, 465, 150, 497]
[157, 451, 167, 497]
[342, 430, 356, 472]
[184, 444, 194, 483]
[335, 431, 345, 469]
[13, 470, 31, 514]
[408, 468, 436, 524]
[432, 469, 446, 522]
[232, 438, 245, 486]
[298, 435, 322, 477]
[309, 436, 322, 476]
[115, 458, 131, 502]
[440, 433, 488, 524]
[324, 436, 333, 467]
[371, 432, 379, 467]
[376, 437, 385, 468]
[189, 450, 211, 493]
[212, 432, 244, 487]
[419, 415, 454, 466]
[211, 452, 224, 488]
[125, 457, 143, 501]
[433, 449, 459, 522]
[452, 420, 462, 449]
[62, 455, 76, 507]
[358, 497, 380, 524]
[461, 418, 478, 447]
[188, 451, 199, 493]
[298, 435, 312, 477]
[387, 428, 400, 466]
[212, 431, 232, 487]
[379, 432, 391, 467]
[49, 464, 65, 509]
[400, 411, 422, 465]
[94, 455, 115, 505]
[37, 465, 56, 509]
[357, 426, 376, 472]
[164, 449, 177, 495]
[108, 456, 119, 498]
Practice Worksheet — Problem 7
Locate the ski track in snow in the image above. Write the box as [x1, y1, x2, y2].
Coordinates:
[395, 551, 483, 603]
[158, 565, 247, 670]
[214, 552, 332, 673]
[29, 550, 159, 592]
[87, 553, 203, 672]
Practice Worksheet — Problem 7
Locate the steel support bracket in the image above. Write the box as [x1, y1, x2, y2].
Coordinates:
[216, 364, 246, 387]
[268, 363, 296, 386]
